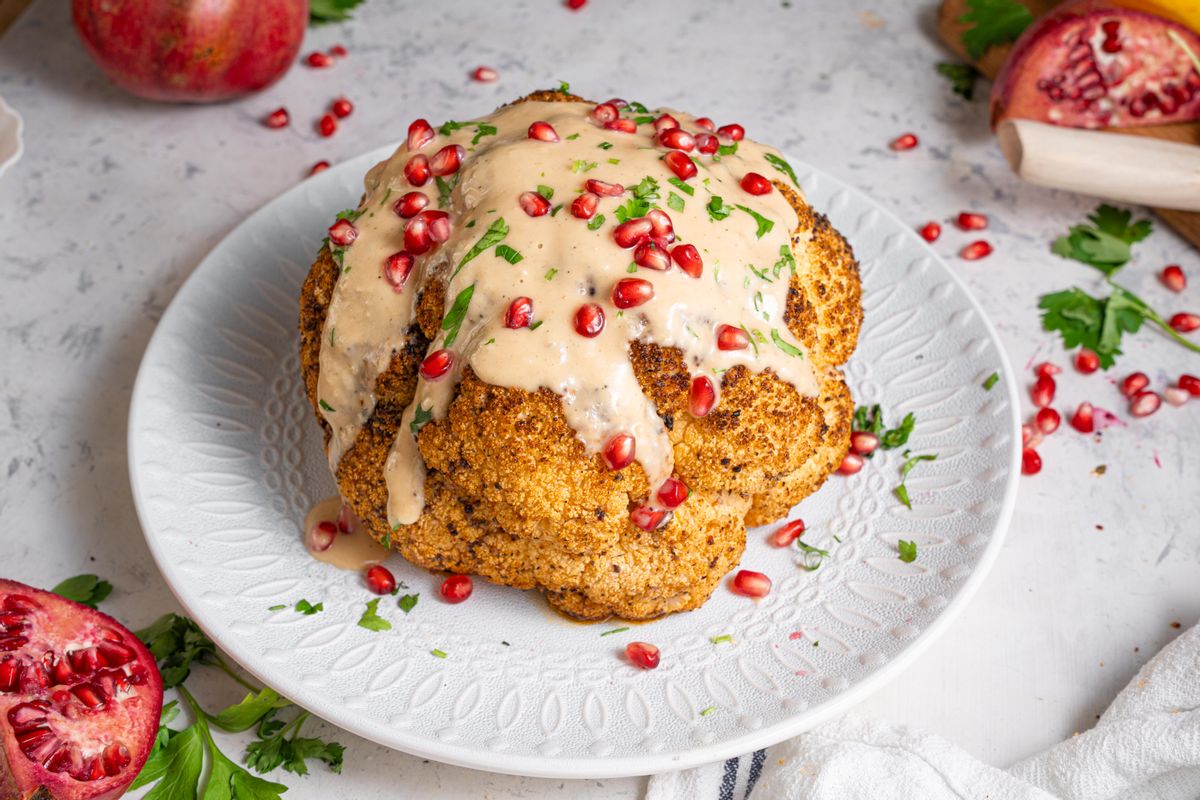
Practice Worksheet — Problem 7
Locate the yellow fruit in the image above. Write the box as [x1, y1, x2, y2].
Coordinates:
[1107, 0, 1200, 33]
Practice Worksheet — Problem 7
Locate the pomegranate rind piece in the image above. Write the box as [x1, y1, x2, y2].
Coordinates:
[990, 0, 1200, 130]
[0, 579, 162, 800]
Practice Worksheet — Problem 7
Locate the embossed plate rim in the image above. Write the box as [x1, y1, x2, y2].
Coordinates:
[129, 145, 1021, 778]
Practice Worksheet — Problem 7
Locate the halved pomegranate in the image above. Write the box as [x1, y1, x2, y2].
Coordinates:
[0, 579, 162, 800]
[991, 0, 1200, 129]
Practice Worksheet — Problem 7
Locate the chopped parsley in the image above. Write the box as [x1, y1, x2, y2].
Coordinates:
[550, 203, 564, 216]
[557, 80, 571, 93]
[774, 244, 796, 278]
[441, 284, 476, 347]
[430, 649, 447, 659]
[318, 399, 335, 413]
[268, 604, 285, 611]
[706, 195, 733, 221]
[699, 706, 716, 717]
[982, 371, 1000, 390]
[710, 634, 733, 645]
[437, 119, 497, 145]
[571, 159, 599, 173]
[608, 157, 621, 165]
[335, 207, 363, 223]
[600, 627, 630, 637]
[435, 174, 458, 209]
[667, 192, 685, 212]
[614, 176, 660, 222]
[544, 268, 559, 280]
[529, 320, 544, 330]
[763, 153, 800, 188]
[566, 132, 581, 141]
[357, 599, 391, 632]
[853, 405, 915, 454]
[627, 101, 649, 113]
[626, 263, 638, 273]
[495, 244, 523, 264]
[717, 142, 738, 157]
[936, 62, 980, 100]
[797, 540, 830, 572]
[668, 177, 695, 196]
[897, 539, 918, 563]
[959, 0, 1033, 59]
[771, 329, 803, 358]
[747, 263, 772, 282]
[895, 451, 937, 510]
[598, 141, 614, 150]
[397, 594, 419, 614]
[735, 204, 775, 238]
[295, 599, 323, 615]
[587, 213, 607, 231]
[454, 217, 509, 278]
[410, 403, 433, 435]
[471, 123, 497, 145]
[536, 184, 555, 200]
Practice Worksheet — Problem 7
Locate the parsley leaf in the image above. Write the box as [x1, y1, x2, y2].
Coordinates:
[211, 688, 290, 733]
[137, 613, 216, 689]
[398, 593, 419, 614]
[983, 371, 1000, 390]
[318, 399, 335, 413]
[668, 176, 695, 196]
[357, 598, 392, 632]
[771, 329, 803, 357]
[600, 627, 630, 637]
[139, 723, 203, 800]
[309, 0, 366, 24]
[1051, 204, 1153, 275]
[495, 244, 523, 264]
[897, 539, 918, 563]
[442, 284, 475, 347]
[706, 195, 733, 221]
[959, 0, 1034, 59]
[936, 62, 979, 100]
[295, 599, 323, 615]
[773, 244, 796, 278]
[410, 403, 433, 435]
[796, 540, 830, 572]
[435, 174, 458, 209]
[735, 205, 775, 238]
[471, 123, 498, 145]
[51, 574, 112, 608]
[668, 192, 685, 212]
[895, 451, 937, 509]
[588, 213, 606, 231]
[455, 218, 509, 278]
[536, 184, 555, 200]
[763, 153, 801, 188]
[853, 404, 884, 436]
[880, 412, 916, 450]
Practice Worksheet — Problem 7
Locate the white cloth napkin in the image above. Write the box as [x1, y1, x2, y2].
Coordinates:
[646, 620, 1200, 800]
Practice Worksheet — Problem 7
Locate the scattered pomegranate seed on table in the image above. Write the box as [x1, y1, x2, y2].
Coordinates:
[1169, 312, 1199, 333]
[602, 433, 636, 470]
[919, 222, 941, 242]
[329, 44, 348, 57]
[889, 132, 919, 151]
[565, 0, 587, 10]
[1035, 407, 1061, 434]
[364, 565, 396, 595]
[1070, 402, 1095, 433]
[1164, 386, 1190, 406]
[503, 296, 533, 328]
[1129, 390, 1161, 417]
[837, 452, 864, 475]
[689, 376, 715, 417]
[472, 66, 498, 83]
[518, 191, 551, 217]
[960, 240, 993, 260]
[625, 642, 659, 670]
[330, 97, 353, 118]
[1033, 361, 1061, 379]
[304, 51, 334, 68]
[1021, 448, 1042, 475]
[308, 160, 330, 176]
[1120, 372, 1149, 397]
[740, 172, 773, 195]
[955, 212, 988, 230]
[716, 324, 749, 351]
[574, 303, 605, 337]
[327, 218, 358, 246]
[1074, 348, 1100, 373]
[770, 519, 805, 548]
[419, 349, 454, 381]
[730, 570, 771, 598]
[528, 121, 559, 142]
[317, 113, 337, 137]
[1030, 375, 1056, 407]
[440, 575, 473, 603]
[1161, 264, 1186, 292]
[1022, 423, 1041, 448]
[656, 478, 689, 509]
[1180, 374, 1200, 395]
[850, 431, 879, 455]
[264, 107, 289, 129]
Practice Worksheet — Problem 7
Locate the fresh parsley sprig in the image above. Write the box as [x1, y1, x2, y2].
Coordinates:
[935, 62, 979, 100]
[51, 574, 112, 608]
[852, 405, 915, 456]
[959, 0, 1033, 59]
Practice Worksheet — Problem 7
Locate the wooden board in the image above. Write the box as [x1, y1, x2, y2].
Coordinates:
[938, 0, 1200, 250]
[0, 0, 33, 36]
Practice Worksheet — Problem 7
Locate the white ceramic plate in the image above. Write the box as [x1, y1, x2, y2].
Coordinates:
[128, 147, 1020, 778]
[0, 95, 23, 179]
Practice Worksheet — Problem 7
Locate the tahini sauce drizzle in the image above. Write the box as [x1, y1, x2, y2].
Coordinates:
[315, 100, 818, 528]
[303, 496, 390, 570]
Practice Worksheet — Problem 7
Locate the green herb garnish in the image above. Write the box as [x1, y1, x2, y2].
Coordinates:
[410, 403, 433, 435]
[536, 184, 555, 200]
[797, 540, 830, 572]
[588, 213, 607, 231]
[897, 539, 918, 563]
[668, 176, 695, 196]
[441, 284, 476, 347]
[455, 218, 509, 278]
[774, 244, 796, 278]
[295, 599, 323, 615]
[357, 599, 391, 632]
[699, 706, 716, 717]
[435, 174, 458, 209]
[763, 153, 800, 188]
[51, 574, 112, 609]
[706, 195, 733, 221]
[735, 204, 775, 238]
[495, 244, 524, 264]
[310, 0, 366, 24]
[318, 399, 335, 413]
[668, 192, 685, 212]
[959, 0, 1034, 59]
[936, 62, 980, 100]
[771, 329, 803, 357]
[600, 627, 631, 637]
[431, 648, 447, 659]
[397, 593, 419, 614]
[598, 141, 614, 150]
[544, 268, 559, 280]
[895, 451, 937, 510]
[710, 634, 733, 645]
[982, 371, 1000, 390]
[1051, 204, 1152, 275]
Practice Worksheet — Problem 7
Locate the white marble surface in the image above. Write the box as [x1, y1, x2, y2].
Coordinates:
[1, 1, 1197, 797]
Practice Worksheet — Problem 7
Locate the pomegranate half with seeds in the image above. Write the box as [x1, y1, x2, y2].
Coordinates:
[0, 579, 162, 800]
[991, 0, 1200, 130]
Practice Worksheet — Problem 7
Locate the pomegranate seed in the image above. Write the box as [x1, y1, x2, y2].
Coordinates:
[625, 642, 660, 670]
[695, 133, 718, 154]
[586, 179, 625, 197]
[308, 160, 330, 176]
[1035, 407, 1061, 434]
[1169, 312, 1200, 333]
[613, 218, 653, 249]
[656, 478, 689, 509]
[634, 241, 671, 271]
[730, 570, 771, 598]
[472, 66, 498, 82]
[590, 103, 619, 124]
[1070, 402, 1095, 433]
[337, 503, 357, 533]
[919, 222, 941, 242]
[716, 324, 749, 350]
[331, 97, 353, 118]
[630, 506, 668, 531]
[1021, 448, 1042, 475]
[605, 118, 637, 134]
[689, 376, 715, 417]
[716, 123, 745, 141]
[1033, 362, 1061, 379]
[850, 431, 879, 455]
[328, 219, 358, 246]
[528, 121, 559, 142]
[405, 154, 431, 186]
[329, 44, 348, 57]
[1074, 348, 1100, 374]
[305, 51, 333, 68]
[317, 113, 338, 137]
[421, 210, 452, 243]
[1161, 265, 1186, 292]
[264, 107, 289, 129]
[837, 452, 864, 475]
[504, 296, 533, 328]
[394, 191, 430, 218]
[430, 144, 465, 177]
[955, 212, 988, 230]
[960, 240, 993, 260]
[571, 192, 599, 219]
[519, 191, 551, 217]
[653, 113, 679, 132]
[404, 216, 433, 254]
[646, 209, 674, 242]
[1129, 390, 1161, 417]
[306, 520, 336, 552]
[440, 575, 473, 603]
[694, 117, 716, 131]
[408, 119, 435, 151]
[383, 252, 415, 291]
[671, 244, 703, 278]
[889, 132, 919, 150]
[365, 565, 396, 595]
[770, 519, 805, 548]
[600, 433, 637, 471]
[566, 0, 586, 9]
[612, 278, 654, 309]
[740, 172, 772, 195]
[1180, 374, 1200, 395]
[1120, 372, 1149, 397]
[663, 150, 697, 180]
[1021, 423, 1042, 448]
[606, 98, 628, 109]
[1164, 386, 1190, 406]
[658, 128, 695, 151]
[1030, 375, 1055, 407]
[419, 349, 454, 381]
[575, 303, 605, 337]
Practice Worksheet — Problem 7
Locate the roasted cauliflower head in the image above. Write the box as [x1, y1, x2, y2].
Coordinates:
[299, 91, 861, 620]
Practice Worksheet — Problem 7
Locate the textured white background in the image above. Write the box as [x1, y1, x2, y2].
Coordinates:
[1, 1, 1197, 797]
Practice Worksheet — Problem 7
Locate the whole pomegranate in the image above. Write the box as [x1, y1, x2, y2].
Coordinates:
[0, 579, 161, 800]
[991, 0, 1200, 129]
[72, 0, 309, 103]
